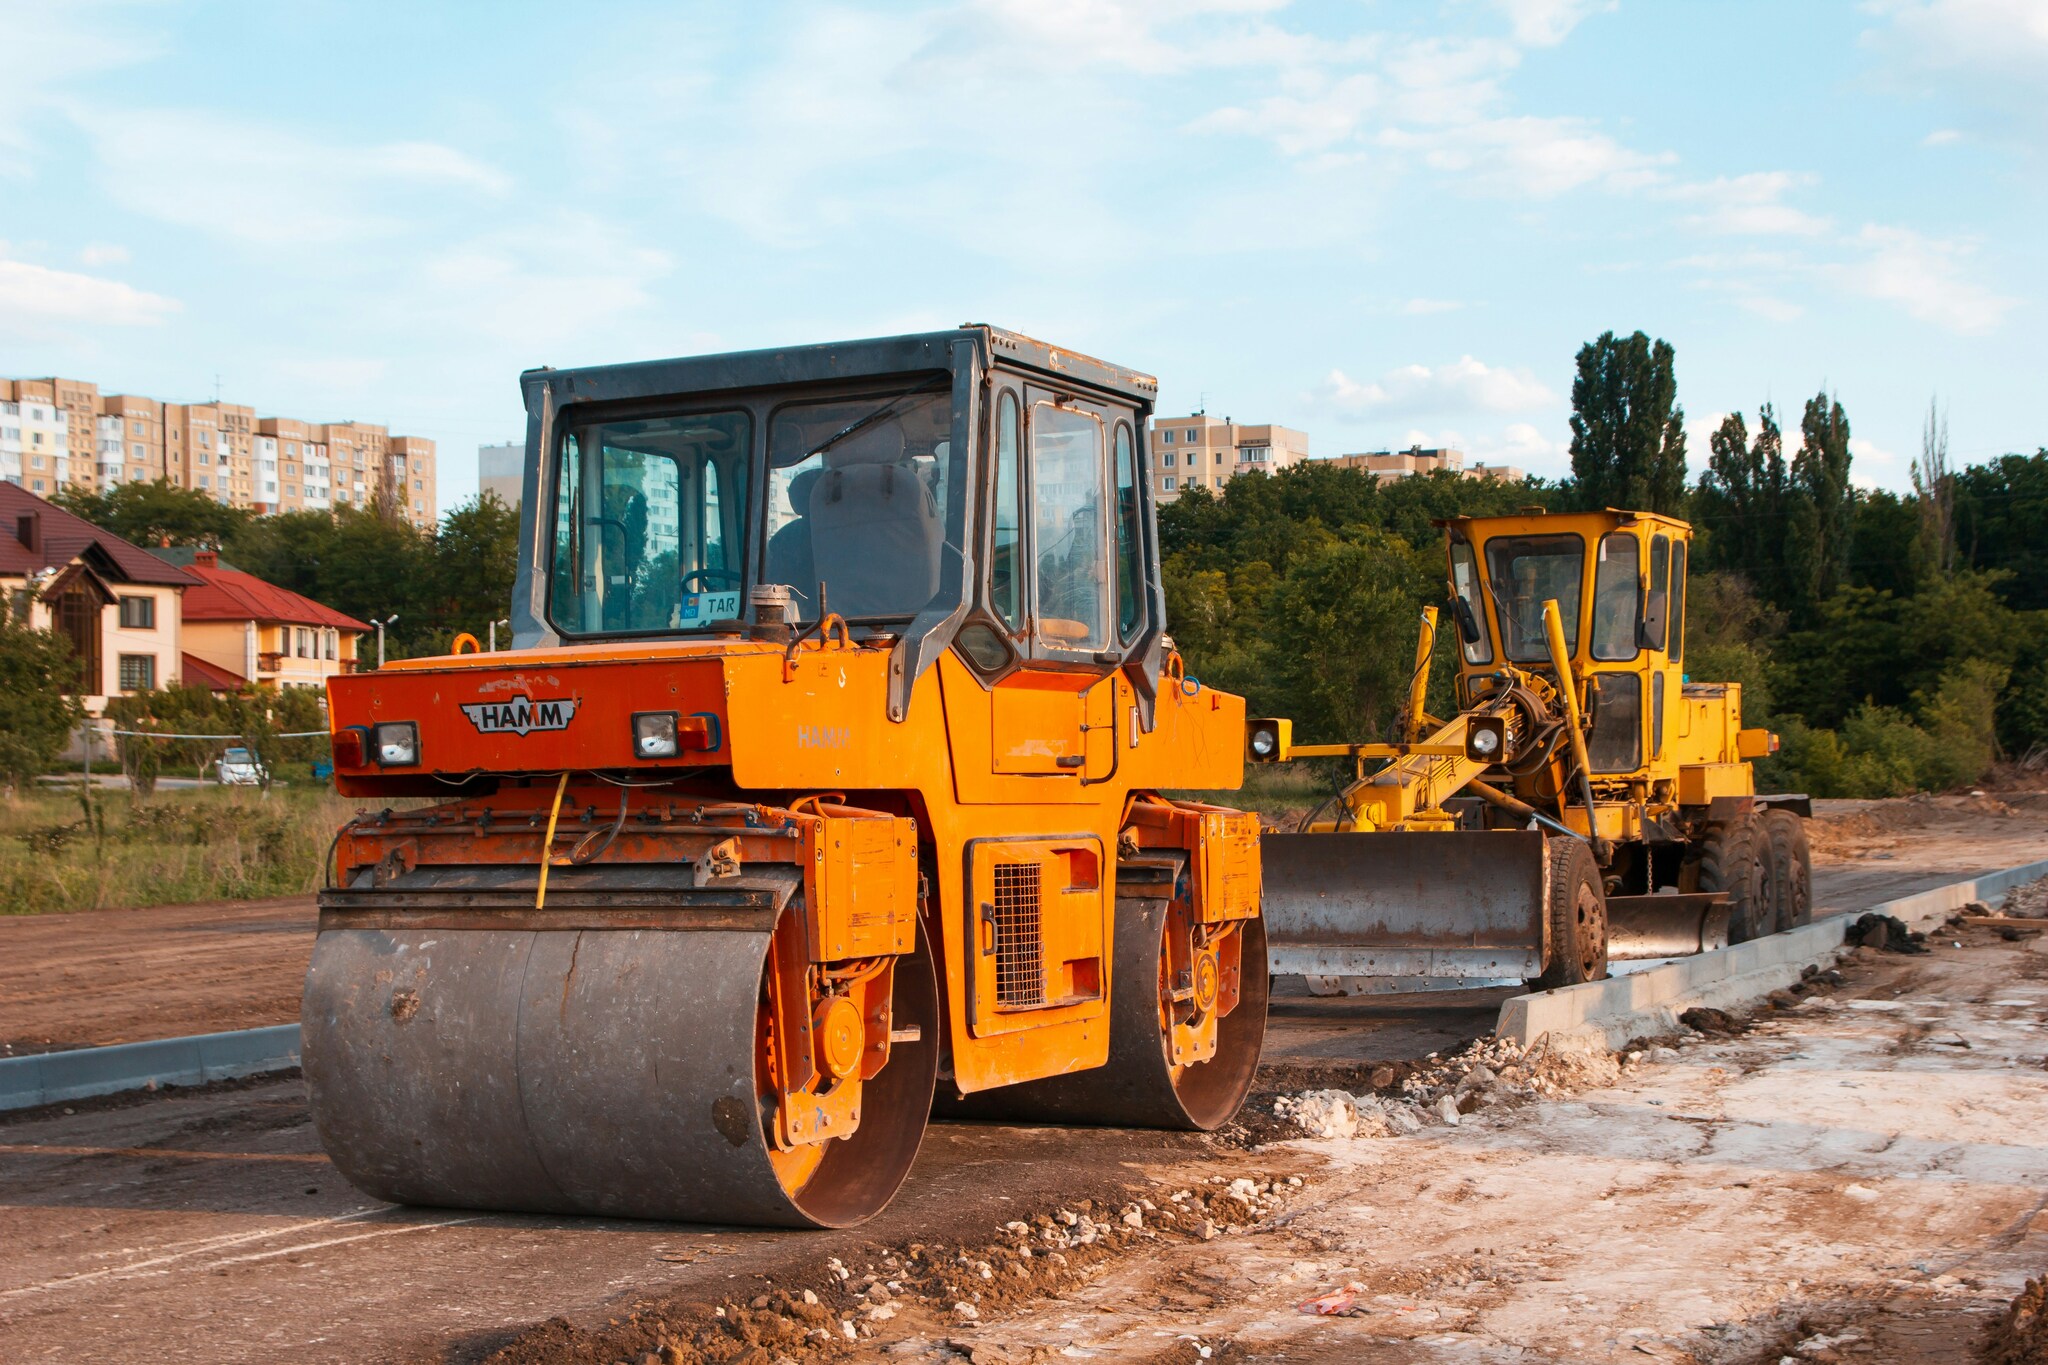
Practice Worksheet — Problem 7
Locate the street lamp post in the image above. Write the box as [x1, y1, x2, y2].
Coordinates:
[375, 614, 399, 669]
[488, 617, 510, 652]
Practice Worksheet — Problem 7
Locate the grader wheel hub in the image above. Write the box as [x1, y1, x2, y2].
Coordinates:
[814, 995, 865, 1082]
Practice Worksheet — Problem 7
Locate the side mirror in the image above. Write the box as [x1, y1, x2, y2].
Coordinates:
[1451, 596, 1483, 646]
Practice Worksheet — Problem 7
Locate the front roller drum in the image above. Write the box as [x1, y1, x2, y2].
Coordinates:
[301, 913, 938, 1228]
[952, 891, 1269, 1131]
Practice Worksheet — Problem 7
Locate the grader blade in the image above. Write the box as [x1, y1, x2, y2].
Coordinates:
[1261, 830, 1549, 980]
[1604, 892, 1730, 960]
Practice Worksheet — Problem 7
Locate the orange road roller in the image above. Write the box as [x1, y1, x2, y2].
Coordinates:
[305, 327, 1267, 1228]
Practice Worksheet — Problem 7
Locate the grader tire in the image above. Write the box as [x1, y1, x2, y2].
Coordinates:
[1532, 836, 1608, 990]
[1689, 816, 1778, 944]
[1764, 810, 1813, 932]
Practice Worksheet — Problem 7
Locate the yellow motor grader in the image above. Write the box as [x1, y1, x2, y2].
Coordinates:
[1250, 508, 1811, 989]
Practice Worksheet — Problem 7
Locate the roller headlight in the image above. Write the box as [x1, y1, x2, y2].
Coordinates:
[633, 711, 680, 759]
[1250, 729, 1276, 756]
[373, 721, 420, 767]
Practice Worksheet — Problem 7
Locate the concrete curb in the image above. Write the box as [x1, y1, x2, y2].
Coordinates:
[0, 1023, 300, 1114]
[1496, 857, 2048, 1050]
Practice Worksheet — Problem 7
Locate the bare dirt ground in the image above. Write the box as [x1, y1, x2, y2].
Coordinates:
[1, 794, 2046, 1362]
[0, 895, 314, 1056]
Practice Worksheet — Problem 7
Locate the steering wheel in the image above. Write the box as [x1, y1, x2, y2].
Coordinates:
[680, 569, 743, 592]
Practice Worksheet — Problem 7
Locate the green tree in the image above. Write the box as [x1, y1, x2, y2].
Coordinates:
[0, 597, 86, 793]
[1695, 406, 1788, 601]
[1787, 391, 1855, 611]
[1568, 330, 1686, 515]
[51, 478, 253, 547]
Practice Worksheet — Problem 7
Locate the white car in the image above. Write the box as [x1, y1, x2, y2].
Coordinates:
[216, 746, 268, 786]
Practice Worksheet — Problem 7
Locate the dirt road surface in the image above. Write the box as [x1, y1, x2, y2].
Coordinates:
[1, 793, 2045, 1362]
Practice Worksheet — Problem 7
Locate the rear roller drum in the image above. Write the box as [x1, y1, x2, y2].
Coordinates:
[302, 909, 938, 1228]
[947, 871, 1269, 1130]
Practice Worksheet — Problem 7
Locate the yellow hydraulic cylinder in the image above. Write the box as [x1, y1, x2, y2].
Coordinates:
[1541, 597, 1609, 860]
[1405, 608, 1437, 745]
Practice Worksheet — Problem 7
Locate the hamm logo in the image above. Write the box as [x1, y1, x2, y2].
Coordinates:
[461, 694, 580, 736]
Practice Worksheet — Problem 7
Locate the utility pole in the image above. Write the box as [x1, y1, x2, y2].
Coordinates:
[488, 617, 510, 652]
[376, 614, 399, 669]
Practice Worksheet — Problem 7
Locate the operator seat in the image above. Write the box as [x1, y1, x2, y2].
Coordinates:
[764, 467, 822, 605]
[807, 429, 942, 619]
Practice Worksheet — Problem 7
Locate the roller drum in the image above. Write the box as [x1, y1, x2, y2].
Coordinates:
[302, 921, 937, 1228]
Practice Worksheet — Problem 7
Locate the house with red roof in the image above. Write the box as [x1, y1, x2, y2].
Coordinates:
[0, 482, 196, 709]
[172, 548, 370, 689]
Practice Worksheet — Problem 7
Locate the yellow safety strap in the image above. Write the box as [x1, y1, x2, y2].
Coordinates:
[535, 771, 570, 909]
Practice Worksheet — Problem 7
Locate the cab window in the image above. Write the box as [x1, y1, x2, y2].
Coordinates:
[1642, 534, 1671, 652]
[1590, 532, 1640, 661]
[991, 392, 1023, 628]
[1448, 538, 1492, 664]
[550, 410, 750, 635]
[1114, 422, 1144, 643]
[1483, 534, 1584, 662]
[1030, 403, 1109, 651]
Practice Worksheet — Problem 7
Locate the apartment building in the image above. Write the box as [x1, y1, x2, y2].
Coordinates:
[0, 376, 438, 529]
[1149, 413, 1309, 501]
[478, 441, 524, 509]
[0, 390, 71, 494]
[1327, 445, 1526, 484]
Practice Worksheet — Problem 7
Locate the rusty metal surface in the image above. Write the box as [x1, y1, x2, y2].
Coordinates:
[1261, 830, 1548, 982]
[302, 917, 940, 1228]
[1605, 891, 1731, 960]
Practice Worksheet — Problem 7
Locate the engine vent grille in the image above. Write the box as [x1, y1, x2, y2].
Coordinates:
[991, 862, 1045, 1008]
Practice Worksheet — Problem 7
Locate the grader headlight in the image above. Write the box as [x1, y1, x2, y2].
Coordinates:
[1465, 715, 1506, 763]
[1246, 718, 1292, 762]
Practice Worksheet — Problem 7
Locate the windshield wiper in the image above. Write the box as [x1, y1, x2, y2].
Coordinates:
[805, 376, 950, 462]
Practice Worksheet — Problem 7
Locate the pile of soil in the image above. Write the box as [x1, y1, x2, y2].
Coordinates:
[1983, 1276, 2048, 1364]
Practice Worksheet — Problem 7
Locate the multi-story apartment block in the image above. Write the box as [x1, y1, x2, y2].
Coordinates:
[1327, 445, 1526, 484]
[478, 441, 524, 510]
[1148, 413, 1309, 501]
[0, 376, 438, 529]
[0, 387, 72, 495]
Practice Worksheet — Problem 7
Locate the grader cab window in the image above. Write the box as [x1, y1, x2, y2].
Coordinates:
[1641, 534, 1671, 651]
[549, 411, 750, 635]
[1591, 532, 1640, 661]
[1483, 534, 1584, 662]
[1448, 538, 1492, 664]
[764, 385, 958, 622]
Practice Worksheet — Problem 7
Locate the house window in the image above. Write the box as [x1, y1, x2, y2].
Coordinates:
[118, 595, 155, 629]
[119, 653, 156, 691]
[325, 631, 337, 661]
[1162, 476, 1177, 491]
[1185, 428, 1197, 442]
[1161, 430, 1174, 445]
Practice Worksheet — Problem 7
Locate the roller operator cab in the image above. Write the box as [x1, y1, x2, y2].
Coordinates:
[305, 327, 1267, 1228]
[1254, 508, 1810, 993]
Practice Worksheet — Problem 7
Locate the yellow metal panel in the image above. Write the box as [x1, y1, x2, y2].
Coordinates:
[1192, 810, 1261, 923]
[808, 813, 918, 961]
[1678, 762, 1753, 806]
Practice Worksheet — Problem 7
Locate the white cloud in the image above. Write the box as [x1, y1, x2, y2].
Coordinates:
[405, 216, 674, 351]
[1828, 224, 2013, 334]
[1382, 114, 1671, 197]
[1736, 293, 1806, 323]
[74, 110, 511, 244]
[1491, 0, 1617, 47]
[1402, 297, 1465, 315]
[1863, 0, 2048, 142]
[0, 248, 180, 333]
[1663, 172, 1832, 237]
[1921, 128, 1963, 145]
[78, 243, 130, 266]
[1849, 435, 1908, 490]
[1317, 356, 1556, 417]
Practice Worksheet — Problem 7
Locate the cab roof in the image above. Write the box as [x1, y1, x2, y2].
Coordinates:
[519, 325, 1159, 411]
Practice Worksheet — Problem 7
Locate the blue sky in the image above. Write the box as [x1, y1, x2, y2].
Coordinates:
[2, 0, 2041, 510]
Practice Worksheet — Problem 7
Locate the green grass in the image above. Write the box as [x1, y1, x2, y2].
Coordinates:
[1165, 762, 1343, 827]
[0, 786, 363, 915]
